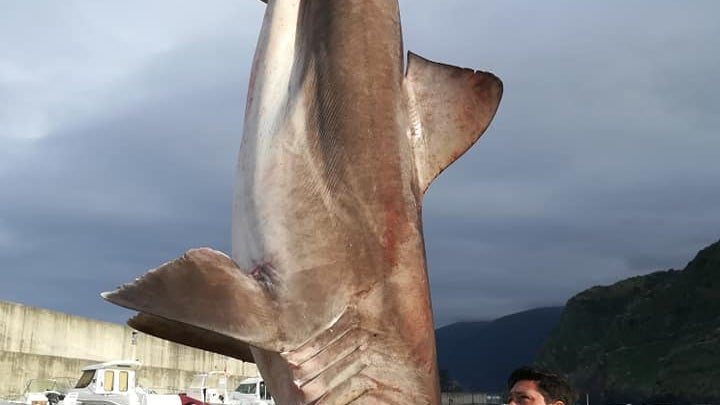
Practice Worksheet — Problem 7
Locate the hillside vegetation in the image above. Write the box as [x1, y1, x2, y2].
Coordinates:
[535, 240, 720, 404]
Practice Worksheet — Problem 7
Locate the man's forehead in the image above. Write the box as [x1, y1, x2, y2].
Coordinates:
[511, 380, 540, 392]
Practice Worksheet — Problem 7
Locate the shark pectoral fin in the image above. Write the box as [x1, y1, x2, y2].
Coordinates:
[405, 51, 503, 193]
[102, 247, 283, 354]
[128, 312, 256, 362]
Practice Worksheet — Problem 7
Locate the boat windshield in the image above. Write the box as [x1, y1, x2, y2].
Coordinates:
[34, 377, 73, 393]
[189, 375, 206, 389]
[75, 371, 95, 389]
[25, 378, 55, 392]
[206, 374, 226, 390]
[234, 383, 256, 394]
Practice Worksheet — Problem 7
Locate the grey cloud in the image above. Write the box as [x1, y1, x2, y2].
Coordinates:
[1, 1, 719, 328]
[0, 20, 260, 320]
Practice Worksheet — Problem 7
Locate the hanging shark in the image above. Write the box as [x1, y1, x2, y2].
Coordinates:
[103, 1, 502, 404]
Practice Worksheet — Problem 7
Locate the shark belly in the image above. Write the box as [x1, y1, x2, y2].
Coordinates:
[232, 2, 438, 402]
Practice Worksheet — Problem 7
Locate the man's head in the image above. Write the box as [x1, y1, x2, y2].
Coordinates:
[507, 366, 577, 405]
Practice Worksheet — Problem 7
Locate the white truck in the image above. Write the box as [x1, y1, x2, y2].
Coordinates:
[227, 378, 274, 405]
[61, 360, 182, 405]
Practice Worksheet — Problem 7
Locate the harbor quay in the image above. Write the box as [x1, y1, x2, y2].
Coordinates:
[0, 300, 258, 397]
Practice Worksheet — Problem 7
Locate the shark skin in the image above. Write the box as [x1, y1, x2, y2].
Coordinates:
[103, 1, 502, 404]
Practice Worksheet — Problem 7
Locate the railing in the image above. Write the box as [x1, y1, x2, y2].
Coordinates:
[141, 387, 182, 395]
[442, 392, 503, 405]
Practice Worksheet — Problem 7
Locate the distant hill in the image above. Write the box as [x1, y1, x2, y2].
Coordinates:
[535, 239, 720, 404]
[436, 306, 564, 392]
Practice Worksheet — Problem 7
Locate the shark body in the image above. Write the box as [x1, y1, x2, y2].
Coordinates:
[104, 1, 502, 404]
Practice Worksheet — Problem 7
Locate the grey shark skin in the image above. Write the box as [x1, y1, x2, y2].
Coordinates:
[103, 1, 501, 404]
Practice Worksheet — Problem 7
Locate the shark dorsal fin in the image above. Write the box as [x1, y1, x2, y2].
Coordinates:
[405, 52, 503, 193]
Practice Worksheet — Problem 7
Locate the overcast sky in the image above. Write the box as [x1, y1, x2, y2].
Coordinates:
[1, 1, 719, 329]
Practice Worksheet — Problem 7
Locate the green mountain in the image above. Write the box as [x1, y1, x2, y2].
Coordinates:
[535, 239, 720, 404]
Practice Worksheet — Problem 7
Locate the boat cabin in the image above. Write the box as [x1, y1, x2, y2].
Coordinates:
[72, 360, 140, 395]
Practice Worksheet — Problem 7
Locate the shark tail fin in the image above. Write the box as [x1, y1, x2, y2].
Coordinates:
[102, 247, 283, 359]
[405, 52, 503, 193]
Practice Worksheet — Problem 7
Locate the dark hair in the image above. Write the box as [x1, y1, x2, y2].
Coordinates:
[507, 366, 577, 405]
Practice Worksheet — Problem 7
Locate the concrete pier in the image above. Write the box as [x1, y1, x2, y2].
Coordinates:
[0, 300, 258, 398]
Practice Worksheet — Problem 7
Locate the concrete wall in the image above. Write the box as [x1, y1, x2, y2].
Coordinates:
[0, 301, 258, 398]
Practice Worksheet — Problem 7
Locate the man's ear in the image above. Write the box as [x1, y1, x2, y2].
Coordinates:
[552, 401, 566, 405]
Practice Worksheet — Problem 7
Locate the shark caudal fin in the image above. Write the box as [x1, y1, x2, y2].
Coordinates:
[405, 52, 503, 193]
[102, 248, 283, 360]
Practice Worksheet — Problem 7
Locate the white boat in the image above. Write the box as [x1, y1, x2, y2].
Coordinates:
[0, 378, 75, 405]
[62, 360, 181, 405]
